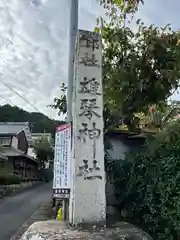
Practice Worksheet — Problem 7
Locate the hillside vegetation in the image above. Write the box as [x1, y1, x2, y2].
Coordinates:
[0, 104, 65, 136]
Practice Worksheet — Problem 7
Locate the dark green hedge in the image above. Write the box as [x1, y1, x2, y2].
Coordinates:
[0, 174, 21, 185]
[110, 120, 180, 239]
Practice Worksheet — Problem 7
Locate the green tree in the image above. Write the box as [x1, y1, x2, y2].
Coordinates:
[48, 83, 67, 115]
[97, 0, 144, 16]
[112, 120, 180, 239]
[141, 101, 180, 130]
[50, 1, 180, 133]
[48, 0, 144, 124]
[50, 30, 180, 131]
[102, 21, 180, 129]
[0, 104, 65, 137]
[98, 0, 180, 130]
[33, 137, 54, 167]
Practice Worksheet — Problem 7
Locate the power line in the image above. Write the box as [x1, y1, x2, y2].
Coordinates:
[0, 54, 42, 112]
[0, 55, 26, 84]
[0, 1, 50, 114]
[0, 74, 40, 112]
[0, 95, 15, 106]
[0, 73, 40, 112]
[0, 1, 42, 113]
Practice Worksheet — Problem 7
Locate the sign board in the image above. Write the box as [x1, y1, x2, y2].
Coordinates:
[53, 123, 71, 199]
[53, 188, 70, 199]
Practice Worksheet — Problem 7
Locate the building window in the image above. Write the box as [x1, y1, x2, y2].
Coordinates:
[0, 137, 11, 146]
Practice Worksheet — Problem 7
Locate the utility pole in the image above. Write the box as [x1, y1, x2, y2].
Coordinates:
[67, 0, 79, 122]
[63, 0, 79, 221]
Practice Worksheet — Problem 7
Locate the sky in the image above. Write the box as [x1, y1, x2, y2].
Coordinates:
[0, 0, 179, 120]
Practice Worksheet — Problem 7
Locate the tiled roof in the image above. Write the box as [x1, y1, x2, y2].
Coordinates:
[0, 122, 33, 144]
[3, 147, 38, 163]
[3, 147, 24, 157]
[0, 122, 28, 134]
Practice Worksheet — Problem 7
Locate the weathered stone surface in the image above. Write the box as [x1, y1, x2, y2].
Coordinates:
[20, 220, 153, 240]
[70, 29, 106, 225]
[110, 222, 153, 240]
[20, 221, 90, 240]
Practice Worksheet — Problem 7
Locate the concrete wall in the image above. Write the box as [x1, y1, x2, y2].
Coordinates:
[106, 136, 145, 217]
[107, 138, 130, 160]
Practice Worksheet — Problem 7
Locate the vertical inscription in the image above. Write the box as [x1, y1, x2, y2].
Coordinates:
[79, 34, 100, 50]
[79, 99, 100, 119]
[79, 77, 101, 96]
[79, 53, 100, 67]
[76, 31, 103, 180]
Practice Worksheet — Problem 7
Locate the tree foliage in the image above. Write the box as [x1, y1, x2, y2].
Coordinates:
[97, 0, 144, 16]
[33, 137, 54, 165]
[118, 101, 180, 131]
[102, 21, 180, 127]
[48, 83, 67, 115]
[50, 1, 180, 132]
[0, 104, 64, 137]
[111, 120, 180, 239]
[97, 0, 180, 129]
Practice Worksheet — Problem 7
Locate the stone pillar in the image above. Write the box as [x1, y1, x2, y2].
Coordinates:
[70, 30, 106, 225]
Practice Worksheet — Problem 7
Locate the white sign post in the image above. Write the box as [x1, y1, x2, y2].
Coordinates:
[53, 123, 71, 199]
[70, 30, 106, 225]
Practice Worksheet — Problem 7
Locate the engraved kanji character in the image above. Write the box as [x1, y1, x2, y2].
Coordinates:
[78, 122, 88, 142]
[78, 122, 101, 143]
[79, 53, 99, 67]
[79, 77, 101, 96]
[79, 34, 99, 50]
[79, 99, 100, 119]
[77, 159, 102, 180]
[77, 159, 89, 177]
[87, 160, 102, 180]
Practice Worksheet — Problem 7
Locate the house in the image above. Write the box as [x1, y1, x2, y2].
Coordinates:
[0, 122, 39, 180]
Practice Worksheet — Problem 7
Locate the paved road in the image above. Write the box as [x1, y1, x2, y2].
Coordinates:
[0, 183, 52, 240]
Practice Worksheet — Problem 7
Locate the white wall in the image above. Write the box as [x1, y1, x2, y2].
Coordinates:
[27, 147, 36, 158]
[107, 138, 130, 160]
[106, 138, 130, 216]
[106, 136, 145, 217]
[11, 136, 18, 149]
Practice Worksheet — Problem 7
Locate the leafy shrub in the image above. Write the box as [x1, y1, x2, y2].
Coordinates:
[111, 120, 180, 239]
[0, 174, 21, 185]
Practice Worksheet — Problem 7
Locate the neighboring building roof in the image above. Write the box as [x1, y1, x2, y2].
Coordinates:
[106, 129, 148, 139]
[3, 147, 38, 163]
[3, 147, 24, 157]
[0, 122, 33, 144]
